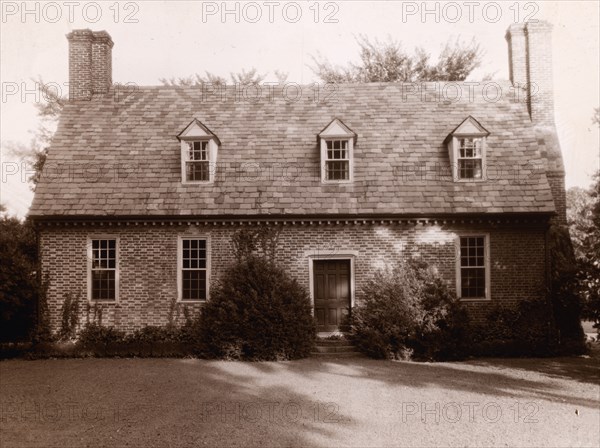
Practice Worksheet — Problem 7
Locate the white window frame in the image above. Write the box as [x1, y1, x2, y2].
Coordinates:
[87, 236, 119, 303]
[450, 135, 487, 182]
[177, 235, 211, 303]
[455, 234, 491, 301]
[320, 137, 354, 183]
[180, 138, 217, 184]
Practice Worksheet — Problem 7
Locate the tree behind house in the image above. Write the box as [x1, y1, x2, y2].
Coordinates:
[311, 35, 484, 83]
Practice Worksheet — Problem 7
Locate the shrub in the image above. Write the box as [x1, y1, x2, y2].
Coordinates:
[349, 258, 469, 361]
[469, 298, 567, 357]
[548, 225, 587, 351]
[126, 325, 179, 344]
[0, 216, 38, 342]
[195, 254, 316, 361]
[78, 322, 126, 355]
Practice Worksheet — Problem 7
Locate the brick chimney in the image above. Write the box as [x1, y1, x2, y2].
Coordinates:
[506, 21, 555, 126]
[506, 21, 566, 225]
[67, 29, 113, 100]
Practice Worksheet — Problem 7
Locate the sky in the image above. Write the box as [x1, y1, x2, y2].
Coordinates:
[1, 0, 599, 218]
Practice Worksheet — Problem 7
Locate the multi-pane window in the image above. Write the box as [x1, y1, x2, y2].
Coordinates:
[459, 236, 487, 299]
[185, 141, 210, 182]
[458, 138, 483, 179]
[181, 238, 207, 301]
[90, 239, 117, 301]
[325, 139, 350, 181]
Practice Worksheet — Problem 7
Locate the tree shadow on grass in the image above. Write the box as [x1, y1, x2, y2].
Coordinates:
[1, 355, 599, 447]
[0, 358, 356, 448]
[466, 354, 600, 387]
[290, 357, 600, 410]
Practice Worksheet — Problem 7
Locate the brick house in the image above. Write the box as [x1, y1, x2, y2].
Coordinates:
[30, 23, 566, 334]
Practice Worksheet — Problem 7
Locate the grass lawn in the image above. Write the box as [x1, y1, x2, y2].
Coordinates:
[1, 349, 599, 448]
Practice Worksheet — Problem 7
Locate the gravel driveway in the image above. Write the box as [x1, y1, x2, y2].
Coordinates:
[1, 350, 599, 447]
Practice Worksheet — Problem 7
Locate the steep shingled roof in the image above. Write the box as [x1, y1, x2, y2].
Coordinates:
[29, 81, 556, 218]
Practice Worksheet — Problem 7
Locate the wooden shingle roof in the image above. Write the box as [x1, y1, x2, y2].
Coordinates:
[29, 82, 556, 218]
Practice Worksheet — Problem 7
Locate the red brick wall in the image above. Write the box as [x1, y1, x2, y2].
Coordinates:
[39, 221, 548, 334]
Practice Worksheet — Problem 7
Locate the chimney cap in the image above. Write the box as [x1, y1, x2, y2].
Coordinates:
[67, 29, 113, 47]
[505, 23, 526, 40]
[92, 30, 114, 48]
[526, 20, 554, 32]
[66, 28, 94, 41]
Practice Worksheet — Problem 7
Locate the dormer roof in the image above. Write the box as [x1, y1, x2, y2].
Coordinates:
[444, 116, 490, 144]
[318, 118, 357, 143]
[177, 119, 221, 145]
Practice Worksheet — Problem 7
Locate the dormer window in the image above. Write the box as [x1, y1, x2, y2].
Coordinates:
[186, 141, 210, 181]
[458, 137, 483, 179]
[445, 116, 490, 182]
[325, 139, 350, 180]
[319, 118, 357, 183]
[177, 119, 221, 184]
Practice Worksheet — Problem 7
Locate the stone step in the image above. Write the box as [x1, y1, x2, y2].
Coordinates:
[310, 351, 362, 358]
[314, 339, 351, 346]
[313, 344, 356, 353]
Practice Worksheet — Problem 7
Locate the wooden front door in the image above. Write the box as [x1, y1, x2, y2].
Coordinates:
[314, 260, 351, 332]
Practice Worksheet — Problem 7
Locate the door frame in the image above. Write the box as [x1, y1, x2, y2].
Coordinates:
[306, 250, 357, 316]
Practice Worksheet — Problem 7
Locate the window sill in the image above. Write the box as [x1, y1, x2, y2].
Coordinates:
[181, 181, 214, 185]
[459, 297, 491, 302]
[453, 178, 486, 183]
[321, 180, 353, 185]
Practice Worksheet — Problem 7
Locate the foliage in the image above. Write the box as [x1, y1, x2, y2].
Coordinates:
[31, 273, 53, 344]
[469, 299, 558, 357]
[3, 77, 64, 189]
[78, 323, 126, 351]
[195, 230, 315, 360]
[231, 226, 280, 262]
[547, 225, 587, 347]
[59, 292, 81, 341]
[312, 35, 483, 83]
[349, 259, 469, 361]
[0, 215, 38, 342]
[159, 68, 292, 87]
[567, 186, 595, 259]
[568, 170, 600, 331]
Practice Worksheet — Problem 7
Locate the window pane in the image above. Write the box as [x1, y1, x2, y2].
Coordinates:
[461, 268, 485, 298]
[326, 161, 349, 180]
[91, 269, 116, 301]
[182, 270, 206, 301]
[459, 159, 482, 179]
[186, 161, 210, 181]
